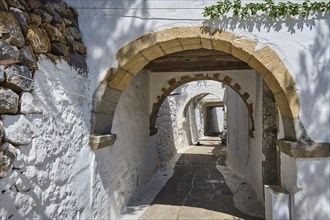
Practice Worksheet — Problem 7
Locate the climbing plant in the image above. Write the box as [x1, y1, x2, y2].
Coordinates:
[203, 0, 330, 19]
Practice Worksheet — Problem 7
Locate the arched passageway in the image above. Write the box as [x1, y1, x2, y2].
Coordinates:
[90, 27, 300, 149]
[88, 26, 330, 220]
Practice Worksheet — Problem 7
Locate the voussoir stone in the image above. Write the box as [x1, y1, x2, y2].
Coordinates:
[26, 25, 51, 53]
[5, 64, 33, 92]
[0, 87, 19, 114]
[0, 40, 20, 62]
[0, 12, 25, 48]
[0, 143, 17, 178]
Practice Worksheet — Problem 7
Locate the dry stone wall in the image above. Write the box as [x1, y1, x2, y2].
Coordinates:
[0, 1, 89, 218]
[0, 0, 86, 178]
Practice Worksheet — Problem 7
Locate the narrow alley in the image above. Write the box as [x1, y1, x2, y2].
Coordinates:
[122, 138, 265, 220]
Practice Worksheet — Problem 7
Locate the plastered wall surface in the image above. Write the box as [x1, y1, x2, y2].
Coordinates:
[225, 72, 264, 200]
[65, 0, 330, 143]
[105, 70, 157, 219]
[281, 153, 330, 219]
[1, 58, 96, 219]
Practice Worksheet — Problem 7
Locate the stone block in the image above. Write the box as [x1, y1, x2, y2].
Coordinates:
[42, 23, 65, 43]
[27, 0, 42, 10]
[158, 39, 183, 54]
[19, 46, 36, 70]
[0, 143, 17, 178]
[20, 92, 43, 114]
[200, 38, 213, 50]
[231, 38, 257, 63]
[0, 87, 19, 114]
[9, 7, 29, 35]
[2, 115, 33, 145]
[29, 13, 41, 26]
[51, 42, 69, 57]
[140, 44, 165, 61]
[0, 40, 20, 62]
[89, 134, 117, 150]
[179, 37, 202, 50]
[93, 85, 121, 114]
[27, 25, 51, 53]
[0, 12, 25, 48]
[5, 64, 33, 92]
[33, 9, 53, 23]
[253, 46, 283, 73]
[109, 69, 133, 91]
[66, 26, 81, 40]
[122, 53, 149, 75]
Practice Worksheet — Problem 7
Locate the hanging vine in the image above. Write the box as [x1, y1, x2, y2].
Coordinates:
[203, 0, 330, 19]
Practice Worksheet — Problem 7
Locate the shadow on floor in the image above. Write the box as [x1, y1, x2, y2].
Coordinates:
[138, 142, 264, 220]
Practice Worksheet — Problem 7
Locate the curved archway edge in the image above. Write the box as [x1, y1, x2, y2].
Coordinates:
[90, 26, 301, 148]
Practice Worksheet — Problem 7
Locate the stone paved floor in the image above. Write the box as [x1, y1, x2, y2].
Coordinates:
[139, 139, 265, 220]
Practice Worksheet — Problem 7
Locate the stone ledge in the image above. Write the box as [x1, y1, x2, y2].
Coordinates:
[277, 140, 330, 158]
[89, 134, 116, 150]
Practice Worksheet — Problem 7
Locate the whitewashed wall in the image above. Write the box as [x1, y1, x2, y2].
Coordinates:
[1, 58, 95, 219]
[224, 72, 264, 200]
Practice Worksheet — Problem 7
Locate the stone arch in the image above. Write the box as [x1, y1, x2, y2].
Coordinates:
[90, 26, 300, 148]
[183, 93, 210, 119]
[149, 75, 254, 136]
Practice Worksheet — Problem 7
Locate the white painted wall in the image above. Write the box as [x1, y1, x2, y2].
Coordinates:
[1, 58, 96, 219]
[104, 70, 157, 219]
[65, 0, 330, 143]
[281, 153, 330, 219]
[225, 71, 264, 201]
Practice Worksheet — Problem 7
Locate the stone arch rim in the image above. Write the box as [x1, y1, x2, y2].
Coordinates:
[91, 26, 301, 147]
